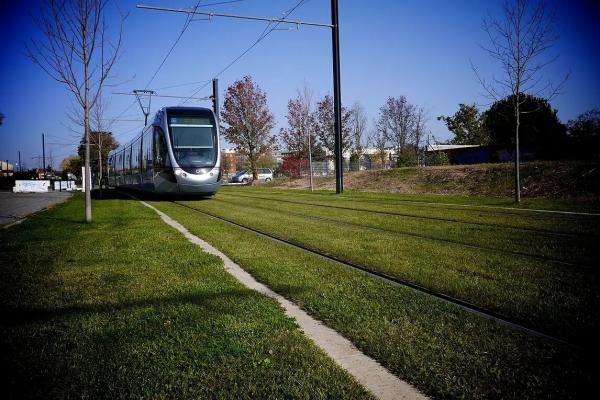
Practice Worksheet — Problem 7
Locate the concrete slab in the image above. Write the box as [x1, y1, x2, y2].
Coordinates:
[0, 191, 72, 227]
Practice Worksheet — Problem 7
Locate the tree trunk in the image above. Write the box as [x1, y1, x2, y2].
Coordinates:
[514, 99, 521, 203]
[83, 13, 92, 222]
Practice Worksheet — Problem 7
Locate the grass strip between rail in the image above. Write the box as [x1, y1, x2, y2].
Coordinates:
[177, 195, 600, 345]
[0, 193, 372, 399]
[152, 199, 592, 400]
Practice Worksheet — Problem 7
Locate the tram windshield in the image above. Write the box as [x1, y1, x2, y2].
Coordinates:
[168, 113, 217, 168]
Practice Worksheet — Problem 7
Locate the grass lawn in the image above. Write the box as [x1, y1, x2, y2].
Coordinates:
[0, 193, 372, 399]
[178, 187, 600, 345]
[150, 195, 593, 400]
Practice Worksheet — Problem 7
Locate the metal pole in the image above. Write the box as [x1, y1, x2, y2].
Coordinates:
[212, 78, 219, 121]
[18, 151, 21, 173]
[42, 133, 46, 179]
[308, 125, 314, 192]
[331, 0, 343, 193]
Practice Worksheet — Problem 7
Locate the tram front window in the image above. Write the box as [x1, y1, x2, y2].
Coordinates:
[168, 114, 217, 168]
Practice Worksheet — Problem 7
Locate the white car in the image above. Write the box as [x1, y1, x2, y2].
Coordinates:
[230, 168, 273, 183]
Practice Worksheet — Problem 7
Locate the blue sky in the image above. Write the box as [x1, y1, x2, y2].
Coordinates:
[1, 0, 598, 170]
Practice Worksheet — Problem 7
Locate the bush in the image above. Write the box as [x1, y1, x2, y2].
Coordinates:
[427, 151, 450, 166]
[278, 155, 309, 178]
[396, 149, 418, 167]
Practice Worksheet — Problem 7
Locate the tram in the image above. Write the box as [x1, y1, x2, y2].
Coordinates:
[108, 107, 221, 195]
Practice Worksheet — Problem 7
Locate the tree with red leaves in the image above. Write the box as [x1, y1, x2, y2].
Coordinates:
[221, 76, 275, 182]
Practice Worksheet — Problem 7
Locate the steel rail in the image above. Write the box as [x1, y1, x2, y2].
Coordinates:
[212, 195, 595, 269]
[171, 200, 578, 349]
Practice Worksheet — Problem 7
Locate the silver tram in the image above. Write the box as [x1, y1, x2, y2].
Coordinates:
[107, 107, 222, 195]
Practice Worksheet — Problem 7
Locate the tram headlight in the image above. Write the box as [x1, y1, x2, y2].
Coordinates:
[175, 169, 182, 176]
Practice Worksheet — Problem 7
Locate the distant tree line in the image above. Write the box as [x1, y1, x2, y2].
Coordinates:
[219, 75, 434, 180]
[439, 96, 600, 160]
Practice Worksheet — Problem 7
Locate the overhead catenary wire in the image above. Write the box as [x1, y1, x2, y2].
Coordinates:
[169, 0, 312, 105]
[107, 0, 205, 140]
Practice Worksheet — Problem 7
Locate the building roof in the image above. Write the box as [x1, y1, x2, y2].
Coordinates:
[426, 144, 481, 152]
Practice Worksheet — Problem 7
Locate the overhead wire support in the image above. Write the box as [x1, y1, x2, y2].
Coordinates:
[137, 1, 345, 193]
[136, 5, 334, 28]
[133, 89, 155, 125]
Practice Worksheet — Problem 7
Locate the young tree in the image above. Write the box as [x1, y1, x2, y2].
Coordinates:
[27, 0, 124, 221]
[438, 103, 490, 145]
[472, 0, 568, 202]
[77, 131, 119, 184]
[221, 76, 276, 182]
[280, 84, 317, 190]
[69, 93, 119, 186]
[280, 88, 317, 159]
[413, 107, 427, 164]
[313, 95, 352, 157]
[377, 96, 415, 167]
[349, 102, 368, 163]
[370, 119, 389, 169]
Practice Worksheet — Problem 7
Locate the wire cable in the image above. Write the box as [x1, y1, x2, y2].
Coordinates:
[179, 0, 309, 105]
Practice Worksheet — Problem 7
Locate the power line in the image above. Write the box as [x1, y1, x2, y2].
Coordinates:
[148, 79, 212, 91]
[107, 1, 206, 141]
[138, 2, 329, 28]
[175, 0, 311, 105]
[144, 0, 204, 90]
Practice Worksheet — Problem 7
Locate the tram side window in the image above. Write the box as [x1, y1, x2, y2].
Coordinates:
[132, 141, 140, 175]
[153, 127, 170, 169]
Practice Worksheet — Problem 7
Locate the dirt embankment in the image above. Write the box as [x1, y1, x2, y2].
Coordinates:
[273, 161, 600, 202]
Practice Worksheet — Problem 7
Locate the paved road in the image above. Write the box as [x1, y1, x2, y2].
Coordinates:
[0, 191, 73, 227]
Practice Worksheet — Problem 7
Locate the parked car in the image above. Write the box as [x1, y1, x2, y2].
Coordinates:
[230, 168, 274, 183]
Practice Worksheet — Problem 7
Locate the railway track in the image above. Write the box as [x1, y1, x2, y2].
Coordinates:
[213, 195, 594, 269]
[225, 192, 594, 237]
[171, 200, 578, 348]
[252, 189, 600, 218]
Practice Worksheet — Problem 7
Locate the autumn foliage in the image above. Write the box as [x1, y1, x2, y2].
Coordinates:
[221, 76, 275, 181]
[279, 155, 309, 178]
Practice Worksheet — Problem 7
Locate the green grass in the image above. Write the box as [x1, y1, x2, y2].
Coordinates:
[150, 197, 593, 400]
[0, 193, 372, 399]
[178, 187, 600, 344]
[218, 191, 597, 264]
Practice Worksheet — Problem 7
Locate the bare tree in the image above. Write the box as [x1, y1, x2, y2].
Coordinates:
[413, 107, 427, 165]
[27, 0, 124, 221]
[378, 96, 415, 167]
[371, 119, 390, 169]
[472, 0, 568, 202]
[350, 102, 368, 164]
[313, 95, 353, 157]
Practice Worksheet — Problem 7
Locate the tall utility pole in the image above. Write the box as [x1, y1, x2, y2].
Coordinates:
[42, 133, 46, 179]
[137, 1, 344, 193]
[331, 0, 342, 193]
[212, 78, 219, 121]
[18, 151, 21, 173]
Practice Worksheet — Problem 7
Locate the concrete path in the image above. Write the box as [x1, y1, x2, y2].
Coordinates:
[0, 191, 72, 227]
[141, 200, 428, 400]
